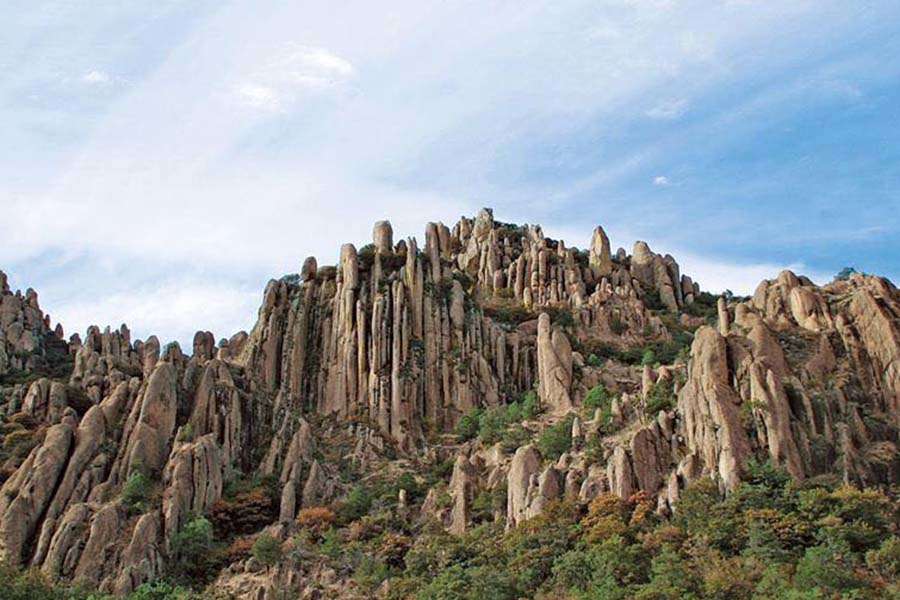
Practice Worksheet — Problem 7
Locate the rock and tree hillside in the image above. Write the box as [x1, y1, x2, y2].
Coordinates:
[0, 209, 898, 599]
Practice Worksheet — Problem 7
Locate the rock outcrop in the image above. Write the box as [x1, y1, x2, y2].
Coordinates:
[0, 211, 897, 598]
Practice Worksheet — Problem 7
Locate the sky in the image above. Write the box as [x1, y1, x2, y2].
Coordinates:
[1, 0, 898, 348]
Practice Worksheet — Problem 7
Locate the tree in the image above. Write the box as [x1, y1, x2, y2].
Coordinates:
[537, 415, 574, 461]
[251, 533, 283, 567]
[834, 267, 858, 281]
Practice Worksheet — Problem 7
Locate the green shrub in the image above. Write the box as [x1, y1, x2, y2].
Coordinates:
[586, 354, 604, 367]
[354, 555, 391, 591]
[0, 562, 102, 600]
[170, 517, 214, 560]
[454, 409, 482, 442]
[583, 385, 611, 411]
[129, 580, 196, 599]
[866, 536, 900, 581]
[640, 349, 656, 366]
[537, 415, 574, 461]
[251, 533, 282, 567]
[610, 316, 627, 335]
[644, 379, 675, 416]
[478, 407, 509, 445]
[834, 267, 858, 281]
[339, 485, 373, 522]
[122, 471, 153, 515]
[521, 390, 540, 420]
[794, 544, 861, 594]
[500, 424, 531, 453]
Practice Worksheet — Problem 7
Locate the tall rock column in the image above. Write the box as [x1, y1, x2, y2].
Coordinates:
[589, 226, 613, 278]
[536, 313, 573, 415]
[677, 327, 751, 491]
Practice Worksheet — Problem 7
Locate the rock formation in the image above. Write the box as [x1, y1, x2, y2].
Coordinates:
[0, 210, 896, 598]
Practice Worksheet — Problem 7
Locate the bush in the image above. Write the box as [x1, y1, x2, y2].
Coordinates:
[478, 407, 508, 445]
[171, 517, 214, 558]
[0, 562, 101, 600]
[834, 267, 858, 281]
[122, 471, 153, 515]
[296, 507, 336, 534]
[521, 390, 540, 420]
[794, 544, 861, 595]
[454, 409, 482, 442]
[169, 516, 216, 583]
[537, 415, 574, 461]
[586, 353, 604, 367]
[866, 536, 900, 581]
[583, 384, 611, 411]
[209, 485, 276, 537]
[251, 533, 282, 567]
[130, 579, 196, 599]
[338, 485, 373, 522]
[644, 379, 675, 416]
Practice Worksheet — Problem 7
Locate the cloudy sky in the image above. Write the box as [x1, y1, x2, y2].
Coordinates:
[2, 1, 898, 347]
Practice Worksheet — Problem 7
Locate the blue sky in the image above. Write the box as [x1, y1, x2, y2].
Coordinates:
[2, 0, 898, 347]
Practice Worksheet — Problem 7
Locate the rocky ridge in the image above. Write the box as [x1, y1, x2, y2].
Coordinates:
[0, 208, 896, 598]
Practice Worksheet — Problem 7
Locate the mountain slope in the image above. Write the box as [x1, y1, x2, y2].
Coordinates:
[0, 208, 897, 599]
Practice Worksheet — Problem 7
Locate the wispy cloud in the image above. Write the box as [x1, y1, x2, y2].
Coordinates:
[234, 44, 355, 112]
[646, 98, 689, 120]
[653, 176, 671, 187]
[81, 70, 111, 85]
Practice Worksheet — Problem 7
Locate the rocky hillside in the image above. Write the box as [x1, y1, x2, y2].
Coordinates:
[0, 208, 897, 599]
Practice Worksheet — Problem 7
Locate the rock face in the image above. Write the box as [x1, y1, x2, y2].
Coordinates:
[678, 327, 751, 491]
[0, 210, 898, 597]
[0, 273, 62, 378]
[238, 212, 682, 451]
[536, 313, 573, 414]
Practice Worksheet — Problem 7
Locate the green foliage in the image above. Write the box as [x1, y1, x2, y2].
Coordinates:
[175, 424, 194, 443]
[477, 406, 508, 445]
[170, 517, 214, 562]
[8, 467, 897, 600]
[121, 470, 153, 515]
[536, 415, 574, 461]
[128, 580, 197, 599]
[794, 544, 861, 595]
[634, 548, 699, 599]
[609, 315, 627, 335]
[251, 533, 282, 567]
[644, 378, 676, 416]
[454, 392, 541, 445]
[642, 289, 666, 311]
[0, 562, 107, 600]
[683, 291, 718, 320]
[866, 536, 900, 581]
[521, 390, 540, 420]
[338, 485, 374, 522]
[640, 348, 657, 366]
[583, 384, 610, 411]
[354, 555, 391, 591]
[584, 384, 617, 435]
[453, 409, 482, 442]
[835, 266, 858, 281]
[585, 353, 604, 367]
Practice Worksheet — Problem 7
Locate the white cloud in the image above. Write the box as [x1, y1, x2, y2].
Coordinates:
[235, 44, 355, 111]
[646, 98, 689, 120]
[82, 70, 111, 84]
[676, 253, 832, 296]
[653, 175, 670, 186]
[235, 83, 282, 112]
[48, 278, 262, 348]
